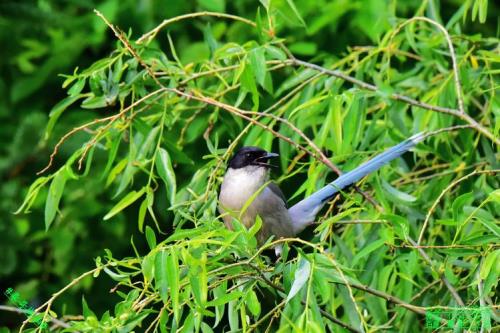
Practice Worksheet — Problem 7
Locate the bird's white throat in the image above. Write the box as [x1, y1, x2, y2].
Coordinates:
[219, 166, 269, 210]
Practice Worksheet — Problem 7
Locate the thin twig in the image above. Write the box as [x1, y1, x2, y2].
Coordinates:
[95, 10, 162, 87]
[18, 264, 105, 332]
[137, 12, 258, 44]
[421, 124, 475, 139]
[0, 305, 73, 330]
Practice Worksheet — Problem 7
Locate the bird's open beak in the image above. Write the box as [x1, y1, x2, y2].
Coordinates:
[264, 152, 279, 159]
[253, 152, 279, 168]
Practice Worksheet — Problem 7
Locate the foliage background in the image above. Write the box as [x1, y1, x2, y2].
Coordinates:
[0, 0, 499, 332]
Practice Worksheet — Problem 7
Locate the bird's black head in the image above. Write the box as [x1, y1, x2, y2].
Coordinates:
[228, 146, 279, 169]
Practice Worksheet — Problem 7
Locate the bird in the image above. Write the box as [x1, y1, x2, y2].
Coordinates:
[218, 133, 425, 247]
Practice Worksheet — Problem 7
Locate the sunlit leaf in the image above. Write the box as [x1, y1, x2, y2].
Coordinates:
[45, 168, 68, 230]
[103, 187, 146, 220]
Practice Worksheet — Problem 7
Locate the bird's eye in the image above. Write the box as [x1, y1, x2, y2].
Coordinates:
[245, 153, 251, 158]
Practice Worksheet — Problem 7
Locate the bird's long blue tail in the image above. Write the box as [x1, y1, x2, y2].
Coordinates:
[288, 133, 425, 234]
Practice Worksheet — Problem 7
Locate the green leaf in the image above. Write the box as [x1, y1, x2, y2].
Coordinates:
[45, 94, 85, 139]
[167, 248, 180, 323]
[81, 94, 108, 109]
[142, 251, 156, 284]
[329, 94, 343, 155]
[352, 239, 386, 267]
[240, 62, 259, 110]
[103, 187, 146, 220]
[68, 77, 86, 96]
[381, 180, 417, 203]
[287, 256, 311, 302]
[488, 189, 500, 203]
[145, 226, 157, 250]
[156, 148, 177, 205]
[207, 291, 243, 307]
[288, 42, 317, 56]
[452, 192, 474, 222]
[259, 0, 269, 10]
[249, 47, 266, 87]
[265, 45, 286, 60]
[228, 300, 239, 330]
[155, 249, 169, 304]
[138, 198, 148, 233]
[15, 176, 50, 214]
[246, 290, 261, 317]
[197, 0, 225, 12]
[45, 168, 68, 230]
[82, 296, 97, 319]
[286, 0, 307, 27]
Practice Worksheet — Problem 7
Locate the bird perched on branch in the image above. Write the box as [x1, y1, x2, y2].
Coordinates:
[218, 133, 424, 248]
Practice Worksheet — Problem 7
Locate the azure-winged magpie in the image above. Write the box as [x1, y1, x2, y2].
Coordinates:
[218, 133, 424, 246]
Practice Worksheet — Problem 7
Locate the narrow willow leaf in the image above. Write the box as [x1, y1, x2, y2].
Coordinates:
[201, 322, 214, 333]
[228, 300, 239, 331]
[137, 126, 160, 160]
[81, 94, 108, 109]
[287, 257, 311, 302]
[155, 249, 169, 304]
[114, 161, 136, 197]
[265, 45, 286, 60]
[15, 176, 50, 214]
[246, 290, 261, 317]
[249, 47, 266, 86]
[289, 42, 317, 56]
[82, 296, 97, 319]
[286, 0, 307, 27]
[167, 248, 180, 323]
[81, 57, 115, 75]
[452, 192, 474, 222]
[207, 291, 243, 307]
[240, 62, 259, 110]
[381, 180, 417, 203]
[103, 267, 128, 281]
[105, 157, 127, 187]
[203, 23, 218, 58]
[352, 239, 386, 267]
[156, 148, 177, 205]
[342, 93, 362, 153]
[46, 94, 85, 139]
[259, 0, 269, 10]
[142, 250, 156, 283]
[276, 68, 315, 96]
[191, 263, 208, 307]
[488, 189, 500, 203]
[103, 187, 146, 220]
[45, 168, 68, 230]
[477, 218, 500, 238]
[138, 198, 148, 233]
[68, 77, 86, 96]
[329, 95, 343, 155]
[145, 225, 157, 250]
[249, 214, 263, 237]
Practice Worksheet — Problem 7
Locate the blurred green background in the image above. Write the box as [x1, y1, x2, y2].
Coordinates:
[0, 0, 498, 331]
